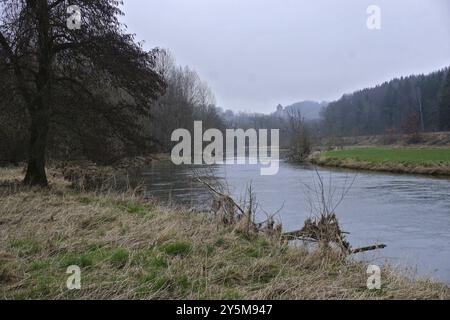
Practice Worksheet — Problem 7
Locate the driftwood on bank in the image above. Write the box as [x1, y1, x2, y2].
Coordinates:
[350, 244, 387, 254]
[284, 168, 387, 256]
[282, 213, 351, 252]
[197, 176, 386, 256]
[197, 177, 282, 237]
[282, 216, 387, 256]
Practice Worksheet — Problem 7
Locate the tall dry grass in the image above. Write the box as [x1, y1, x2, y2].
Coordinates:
[0, 167, 448, 300]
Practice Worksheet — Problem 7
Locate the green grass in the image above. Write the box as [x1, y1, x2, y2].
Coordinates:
[323, 148, 450, 165]
[9, 239, 43, 256]
[160, 242, 192, 256]
[110, 248, 130, 268]
[122, 202, 147, 215]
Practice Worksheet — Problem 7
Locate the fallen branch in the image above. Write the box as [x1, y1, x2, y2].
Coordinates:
[196, 177, 245, 215]
[281, 234, 319, 243]
[350, 244, 387, 254]
[282, 221, 387, 256]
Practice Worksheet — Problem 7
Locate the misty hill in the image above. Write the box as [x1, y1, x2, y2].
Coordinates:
[274, 101, 328, 121]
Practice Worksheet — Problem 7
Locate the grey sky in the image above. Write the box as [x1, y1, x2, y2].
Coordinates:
[121, 0, 450, 113]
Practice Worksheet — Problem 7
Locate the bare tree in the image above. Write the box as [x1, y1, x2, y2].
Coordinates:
[284, 169, 386, 255]
[151, 50, 224, 150]
[415, 86, 425, 132]
[286, 108, 311, 161]
[0, 0, 165, 186]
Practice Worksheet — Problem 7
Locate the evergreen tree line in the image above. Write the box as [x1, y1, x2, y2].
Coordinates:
[320, 67, 450, 137]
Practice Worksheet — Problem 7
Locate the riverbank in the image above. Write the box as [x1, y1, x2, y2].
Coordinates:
[1, 166, 449, 299]
[309, 147, 450, 176]
[320, 132, 450, 148]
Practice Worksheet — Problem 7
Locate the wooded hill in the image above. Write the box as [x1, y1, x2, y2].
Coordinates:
[320, 67, 450, 137]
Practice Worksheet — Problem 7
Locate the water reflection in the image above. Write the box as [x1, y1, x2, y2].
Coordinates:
[143, 158, 450, 284]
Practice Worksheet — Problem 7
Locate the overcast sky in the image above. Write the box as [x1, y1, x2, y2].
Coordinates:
[121, 0, 450, 113]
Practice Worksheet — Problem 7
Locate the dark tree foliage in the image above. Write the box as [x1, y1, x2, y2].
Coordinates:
[0, 0, 165, 186]
[0, 66, 29, 165]
[439, 70, 450, 131]
[320, 68, 450, 137]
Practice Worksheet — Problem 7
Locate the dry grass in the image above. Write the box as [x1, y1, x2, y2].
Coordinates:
[309, 154, 450, 176]
[324, 132, 450, 148]
[0, 167, 449, 300]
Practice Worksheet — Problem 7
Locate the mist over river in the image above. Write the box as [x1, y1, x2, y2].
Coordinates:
[141, 157, 450, 284]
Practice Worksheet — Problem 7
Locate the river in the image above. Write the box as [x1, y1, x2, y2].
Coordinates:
[140, 157, 450, 284]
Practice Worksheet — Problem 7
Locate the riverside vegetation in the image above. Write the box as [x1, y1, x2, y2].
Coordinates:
[0, 165, 449, 300]
[309, 147, 450, 176]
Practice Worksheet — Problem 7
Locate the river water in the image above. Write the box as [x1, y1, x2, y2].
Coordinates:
[141, 157, 450, 284]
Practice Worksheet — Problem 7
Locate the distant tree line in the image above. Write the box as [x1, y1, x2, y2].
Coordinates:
[320, 67, 450, 137]
[149, 50, 225, 152]
[220, 108, 317, 160]
[219, 66, 450, 158]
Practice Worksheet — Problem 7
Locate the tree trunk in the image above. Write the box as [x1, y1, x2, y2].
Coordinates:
[23, 0, 52, 187]
[24, 110, 49, 187]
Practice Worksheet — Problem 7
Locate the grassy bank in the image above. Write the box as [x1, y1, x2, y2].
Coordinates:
[310, 147, 450, 176]
[320, 132, 450, 148]
[0, 167, 449, 299]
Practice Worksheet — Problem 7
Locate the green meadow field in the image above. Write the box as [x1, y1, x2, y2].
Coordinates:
[323, 148, 450, 165]
[310, 147, 450, 176]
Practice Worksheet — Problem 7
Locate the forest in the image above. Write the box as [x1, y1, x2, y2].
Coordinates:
[320, 68, 450, 137]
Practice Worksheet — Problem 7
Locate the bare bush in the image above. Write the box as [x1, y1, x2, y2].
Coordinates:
[284, 169, 386, 255]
